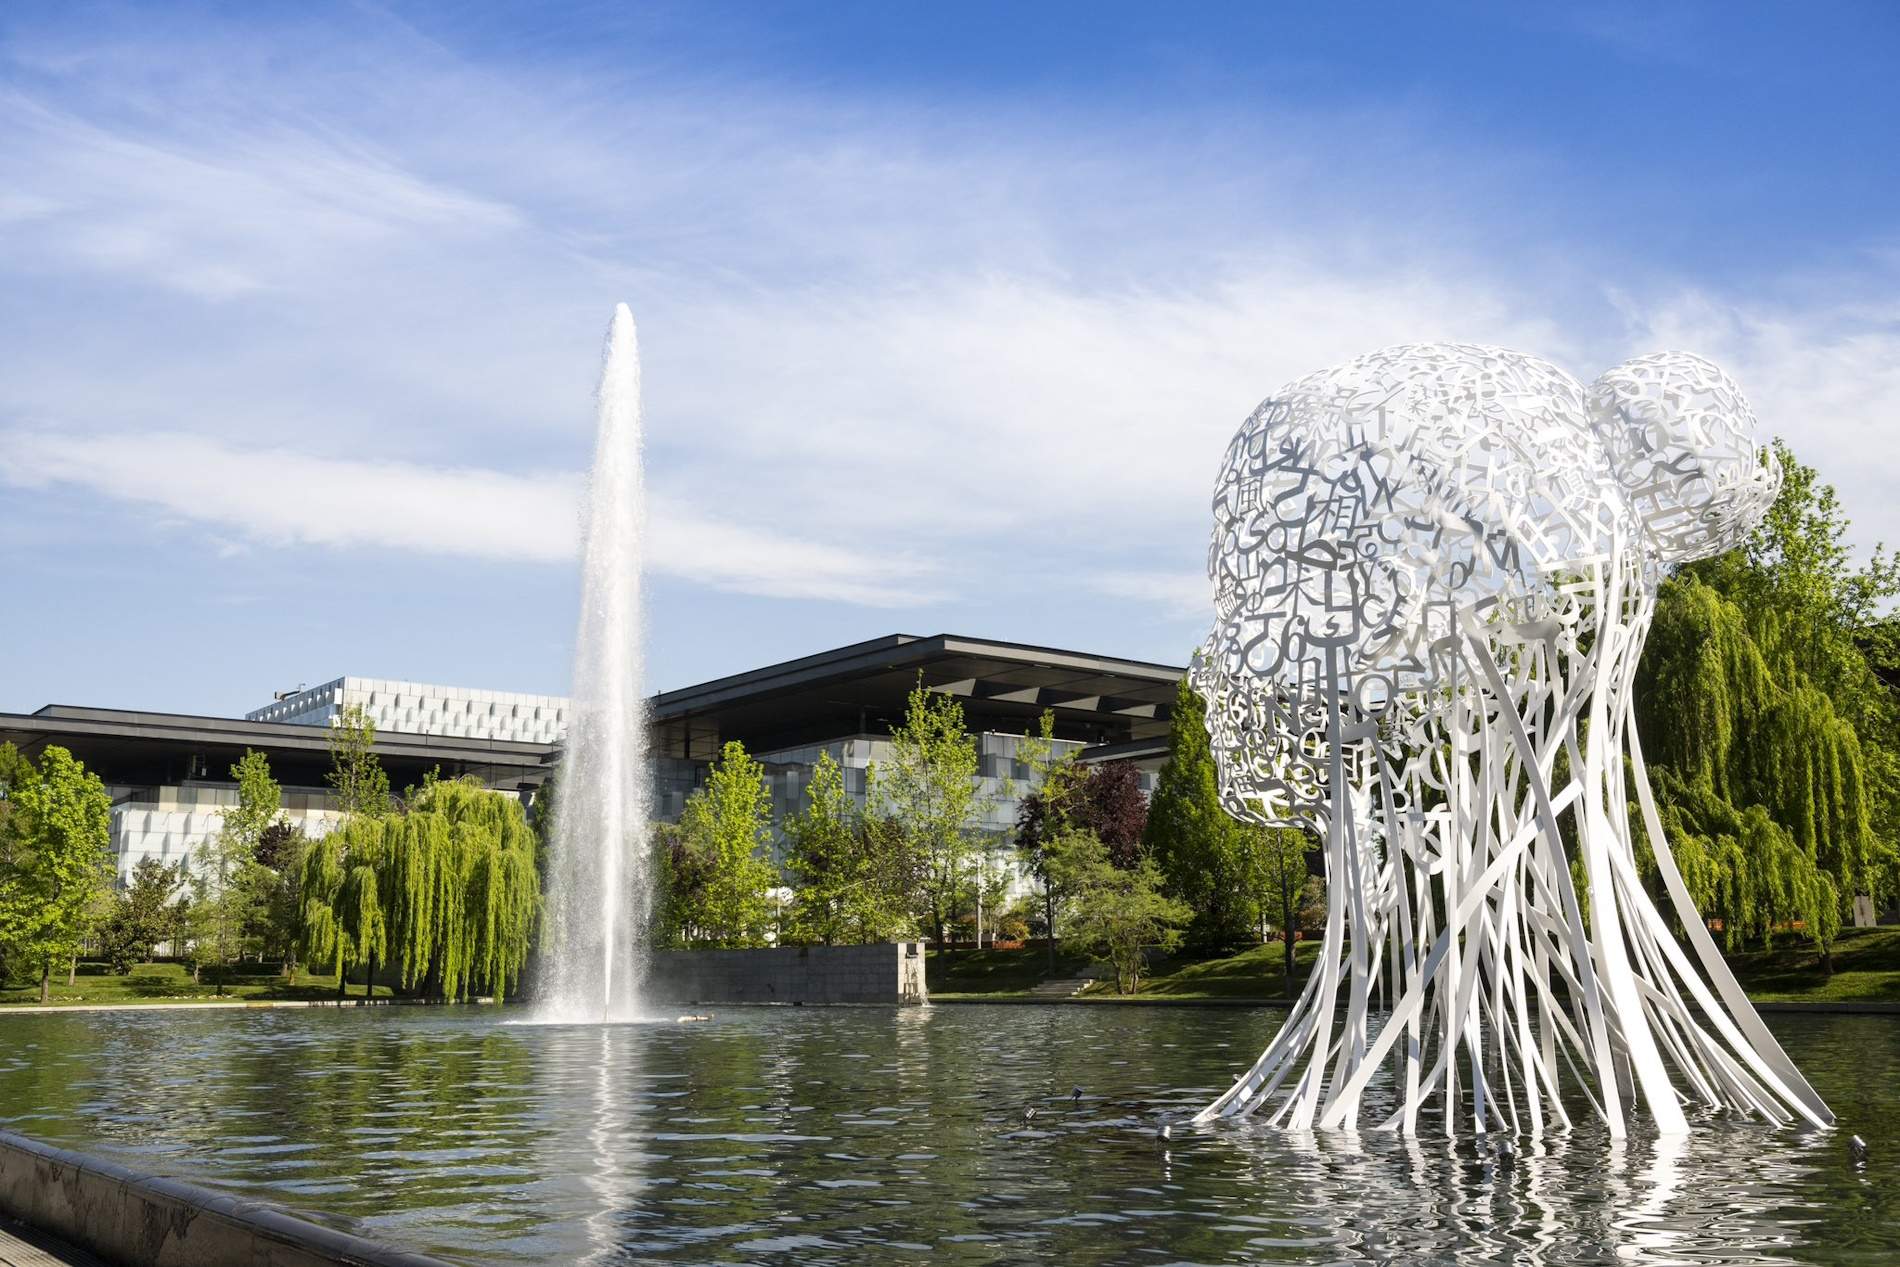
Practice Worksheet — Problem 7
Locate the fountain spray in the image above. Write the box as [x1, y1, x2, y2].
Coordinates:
[539, 303, 649, 1022]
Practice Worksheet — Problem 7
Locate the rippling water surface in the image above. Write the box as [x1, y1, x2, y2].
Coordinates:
[0, 1004, 1894, 1265]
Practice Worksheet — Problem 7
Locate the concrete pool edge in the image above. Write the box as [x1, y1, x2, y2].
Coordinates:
[0, 1129, 454, 1267]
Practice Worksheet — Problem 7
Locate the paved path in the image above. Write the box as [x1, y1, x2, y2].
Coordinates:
[0, 1218, 105, 1267]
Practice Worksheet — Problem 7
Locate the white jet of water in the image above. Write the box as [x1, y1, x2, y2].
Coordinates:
[539, 303, 649, 1022]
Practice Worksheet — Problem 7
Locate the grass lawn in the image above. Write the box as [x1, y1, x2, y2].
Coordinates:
[1720, 925, 1900, 1003]
[0, 959, 393, 1008]
[1084, 939, 1323, 1000]
[930, 927, 1900, 1005]
[925, 947, 1094, 998]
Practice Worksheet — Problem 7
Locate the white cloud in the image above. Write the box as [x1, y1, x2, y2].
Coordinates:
[0, 430, 935, 606]
[654, 269, 1582, 554]
[1619, 287, 1900, 557]
[3, 6, 1899, 661]
[1088, 569, 1212, 620]
[0, 88, 524, 301]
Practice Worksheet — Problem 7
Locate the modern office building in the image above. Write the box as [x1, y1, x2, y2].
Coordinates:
[245, 677, 569, 745]
[0, 706, 555, 883]
[1, 634, 1186, 899]
[648, 635, 1182, 910]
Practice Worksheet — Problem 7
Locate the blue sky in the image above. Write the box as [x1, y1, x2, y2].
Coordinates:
[2, 1, 1897, 717]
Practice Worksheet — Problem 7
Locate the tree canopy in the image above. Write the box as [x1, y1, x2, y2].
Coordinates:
[870, 678, 985, 947]
[300, 776, 540, 1000]
[1143, 677, 1256, 951]
[1634, 439, 1900, 960]
[783, 751, 915, 946]
[0, 743, 114, 1001]
[659, 741, 778, 948]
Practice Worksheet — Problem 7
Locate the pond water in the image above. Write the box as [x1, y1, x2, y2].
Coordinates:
[0, 1003, 1895, 1265]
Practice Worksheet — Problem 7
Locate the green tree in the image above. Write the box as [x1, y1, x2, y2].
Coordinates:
[1143, 675, 1254, 951]
[188, 749, 281, 993]
[1240, 824, 1311, 985]
[254, 820, 309, 978]
[670, 742, 776, 948]
[871, 679, 984, 948]
[1055, 829, 1192, 994]
[784, 752, 914, 945]
[783, 752, 857, 945]
[650, 818, 708, 949]
[328, 704, 392, 819]
[300, 815, 387, 998]
[395, 777, 542, 1002]
[1014, 711, 1085, 962]
[299, 778, 541, 1003]
[103, 856, 183, 970]
[0, 745, 114, 1003]
[1659, 441, 1900, 912]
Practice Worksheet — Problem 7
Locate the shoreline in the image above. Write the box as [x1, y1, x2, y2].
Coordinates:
[927, 994, 1900, 1014]
[7, 995, 1896, 1016]
[0, 997, 496, 1016]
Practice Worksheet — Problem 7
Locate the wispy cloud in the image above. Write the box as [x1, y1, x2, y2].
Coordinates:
[1, 4, 1897, 707]
[0, 430, 935, 606]
[1088, 569, 1212, 620]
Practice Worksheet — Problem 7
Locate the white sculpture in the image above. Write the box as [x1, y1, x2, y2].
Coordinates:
[1191, 344, 1832, 1136]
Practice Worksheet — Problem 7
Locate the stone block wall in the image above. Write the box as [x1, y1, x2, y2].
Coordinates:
[648, 942, 928, 1006]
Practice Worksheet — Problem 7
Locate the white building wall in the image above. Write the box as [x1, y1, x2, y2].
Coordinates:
[245, 677, 569, 744]
[106, 784, 345, 884]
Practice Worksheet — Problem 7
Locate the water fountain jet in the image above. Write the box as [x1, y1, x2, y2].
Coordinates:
[538, 303, 649, 1023]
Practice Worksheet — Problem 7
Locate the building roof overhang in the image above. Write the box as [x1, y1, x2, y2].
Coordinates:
[0, 705, 554, 789]
[651, 633, 1186, 759]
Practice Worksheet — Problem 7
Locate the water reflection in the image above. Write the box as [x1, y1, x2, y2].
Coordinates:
[0, 1005, 1892, 1265]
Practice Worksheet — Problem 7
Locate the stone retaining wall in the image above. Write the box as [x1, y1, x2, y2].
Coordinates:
[0, 1129, 450, 1267]
[648, 941, 928, 1006]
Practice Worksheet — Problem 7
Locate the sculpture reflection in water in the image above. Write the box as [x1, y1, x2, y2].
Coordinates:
[1191, 344, 1833, 1135]
[1211, 1124, 1829, 1266]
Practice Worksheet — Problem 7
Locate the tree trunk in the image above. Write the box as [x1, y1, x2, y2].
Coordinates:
[1281, 884, 1296, 990]
[40, 959, 51, 1004]
[1045, 886, 1057, 970]
[366, 949, 377, 1002]
[68, 955, 77, 987]
[337, 962, 347, 1000]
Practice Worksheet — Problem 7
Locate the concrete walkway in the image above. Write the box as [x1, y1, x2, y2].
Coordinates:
[0, 1218, 105, 1267]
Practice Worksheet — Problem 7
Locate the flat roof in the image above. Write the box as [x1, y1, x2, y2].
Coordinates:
[0, 705, 554, 790]
[3, 634, 1187, 775]
[653, 633, 1186, 758]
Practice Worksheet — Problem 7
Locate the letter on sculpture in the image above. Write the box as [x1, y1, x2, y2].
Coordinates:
[1191, 343, 1832, 1136]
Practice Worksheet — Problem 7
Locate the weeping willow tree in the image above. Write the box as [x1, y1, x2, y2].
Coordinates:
[300, 816, 388, 999]
[405, 777, 540, 1002]
[1632, 441, 1899, 964]
[299, 778, 540, 1003]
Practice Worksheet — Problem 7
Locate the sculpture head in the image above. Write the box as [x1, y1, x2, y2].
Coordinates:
[1194, 342, 1776, 829]
[1588, 351, 1781, 563]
